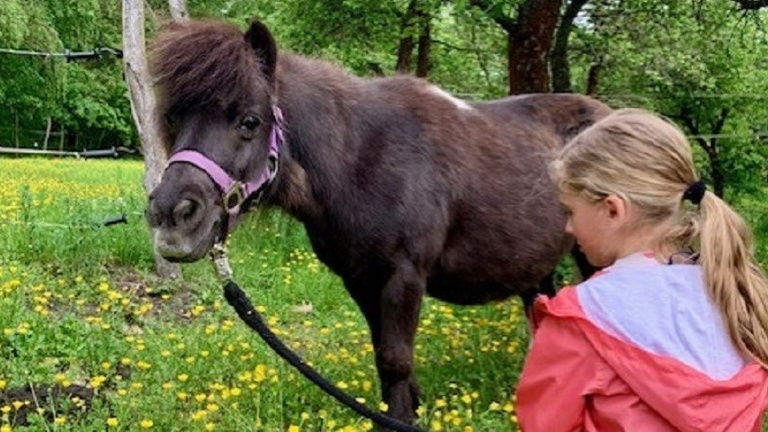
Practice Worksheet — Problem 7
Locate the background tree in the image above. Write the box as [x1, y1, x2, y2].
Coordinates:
[123, 0, 182, 279]
[1, 0, 765, 200]
[0, 0, 130, 152]
[570, 0, 768, 197]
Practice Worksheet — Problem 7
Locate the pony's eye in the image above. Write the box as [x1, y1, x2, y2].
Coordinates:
[239, 114, 262, 131]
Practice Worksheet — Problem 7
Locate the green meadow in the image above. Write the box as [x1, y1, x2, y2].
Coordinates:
[0, 158, 532, 431]
[0, 158, 766, 431]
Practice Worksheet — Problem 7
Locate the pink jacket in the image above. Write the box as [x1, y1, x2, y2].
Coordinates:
[516, 254, 768, 431]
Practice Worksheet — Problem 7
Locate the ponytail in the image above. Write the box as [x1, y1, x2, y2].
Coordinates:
[698, 192, 768, 368]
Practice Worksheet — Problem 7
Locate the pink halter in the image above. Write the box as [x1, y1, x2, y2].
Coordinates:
[165, 106, 284, 237]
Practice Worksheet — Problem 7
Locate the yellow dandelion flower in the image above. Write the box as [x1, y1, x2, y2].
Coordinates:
[90, 375, 107, 389]
[107, 417, 119, 427]
[0, 379, 6, 390]
[54, 416, 66, 425]
[140, 419, 153, 428]
[287, 426, 300, 432]
[177, 374, 189, 382]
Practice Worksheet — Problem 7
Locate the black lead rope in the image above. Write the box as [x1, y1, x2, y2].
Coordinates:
[211, 245, 426, 432]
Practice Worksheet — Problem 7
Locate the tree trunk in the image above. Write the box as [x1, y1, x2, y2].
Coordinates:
[122, 0, 182, 279]
[415, 15, 431, 77]
[169, 0, 188, 21]
[470, 0, 562, 95]
[395, 36, 414, 74]
[585, 60, 602, 95]
[551, 0, 589, 93]
[507, 0, 561, 94]
[43, 117, 52, 150]
[395, 0, 418, 73]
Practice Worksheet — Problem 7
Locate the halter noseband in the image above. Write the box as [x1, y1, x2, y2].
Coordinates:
[164, 106, 284, 239]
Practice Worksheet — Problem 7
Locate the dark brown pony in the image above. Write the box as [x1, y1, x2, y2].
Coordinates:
[146, 19, 611, 425]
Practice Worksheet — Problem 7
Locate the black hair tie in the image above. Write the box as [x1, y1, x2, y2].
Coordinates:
[683, 179, 706, 205]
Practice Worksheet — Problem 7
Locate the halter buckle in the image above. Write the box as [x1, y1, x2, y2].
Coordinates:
[223, 182, 245, 211]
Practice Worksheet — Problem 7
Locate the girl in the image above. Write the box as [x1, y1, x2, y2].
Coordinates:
[516, 109, 768, 431]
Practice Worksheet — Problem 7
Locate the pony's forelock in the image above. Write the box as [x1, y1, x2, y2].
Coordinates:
[150, 20, 271, 120]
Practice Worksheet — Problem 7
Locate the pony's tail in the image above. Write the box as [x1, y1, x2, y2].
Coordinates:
[698, 191, 768, 369]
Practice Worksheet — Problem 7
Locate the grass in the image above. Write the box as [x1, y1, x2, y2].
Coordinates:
[0, 158, 527, 431]
[0, 157, 766, 432]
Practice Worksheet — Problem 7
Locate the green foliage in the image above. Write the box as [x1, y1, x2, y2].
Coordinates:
[0, 0, 131, 151]
[571, 0, 768, 195]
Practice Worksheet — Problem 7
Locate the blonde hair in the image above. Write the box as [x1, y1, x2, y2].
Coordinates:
[550, 108, 768, 368]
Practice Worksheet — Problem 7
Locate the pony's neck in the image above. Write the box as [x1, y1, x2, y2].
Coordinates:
[271, 54, 363, 221]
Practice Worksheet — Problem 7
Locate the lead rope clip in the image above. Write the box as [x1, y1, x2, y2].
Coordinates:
[210, 242, 233, 282]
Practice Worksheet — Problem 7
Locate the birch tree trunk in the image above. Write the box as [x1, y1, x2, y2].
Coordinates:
[169, 0, 188, 21]
[122, 0, 181, 279]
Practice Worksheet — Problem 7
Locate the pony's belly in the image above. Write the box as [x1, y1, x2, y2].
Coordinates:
[424, 275, 518, 305]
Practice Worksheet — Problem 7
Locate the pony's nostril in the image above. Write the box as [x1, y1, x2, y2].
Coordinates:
[173, 199, 199, 224]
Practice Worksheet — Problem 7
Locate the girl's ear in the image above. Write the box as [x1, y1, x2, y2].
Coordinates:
[603, 194, 627, 220]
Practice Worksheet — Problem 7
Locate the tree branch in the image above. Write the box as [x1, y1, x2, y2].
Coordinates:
[551, 0, 590, 92]
[469, 0, 516, 32]
[712, 107, 731, 135]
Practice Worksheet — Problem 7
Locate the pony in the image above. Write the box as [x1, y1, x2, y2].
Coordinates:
[145, 18, 612, 425]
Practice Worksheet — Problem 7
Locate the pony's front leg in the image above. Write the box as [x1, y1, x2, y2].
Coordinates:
[376, 260, 425, 425]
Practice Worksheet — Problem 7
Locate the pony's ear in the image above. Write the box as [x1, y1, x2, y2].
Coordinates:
[244, 20, 277, 82]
